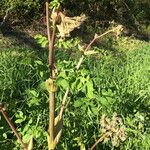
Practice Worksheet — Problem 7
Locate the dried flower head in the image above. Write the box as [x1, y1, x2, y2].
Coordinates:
[56, 13, 87, 38]
[100, 112, 126, 147]
[51, 8, 59, 25]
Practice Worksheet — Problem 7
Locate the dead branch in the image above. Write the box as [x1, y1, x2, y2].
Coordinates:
[76, 25, 123, 69]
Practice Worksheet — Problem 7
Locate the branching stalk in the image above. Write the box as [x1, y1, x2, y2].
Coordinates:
[76, 27, 120, 69]
[48, 21, 57, 149]
[46, 1, 59, 149]
[45, 4, 121, 149]
[84, 29, 114, 52]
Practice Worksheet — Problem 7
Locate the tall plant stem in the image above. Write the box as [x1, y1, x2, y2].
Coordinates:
[48, 22, 57, 148]
[1, 109, 27, 150]
[46, 0, 57, 148]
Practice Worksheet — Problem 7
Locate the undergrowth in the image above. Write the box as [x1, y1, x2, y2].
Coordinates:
[0, 35, 150, 150]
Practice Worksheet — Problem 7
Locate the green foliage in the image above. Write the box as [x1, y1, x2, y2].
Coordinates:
[34, 34, 48, 48]
[49, 0, 64, 9]
[0, 34, 150, 150]
[0, 47, 48, 149]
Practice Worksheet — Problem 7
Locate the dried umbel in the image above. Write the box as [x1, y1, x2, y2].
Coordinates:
[100, 112, 126, 147]
[55, 12, 87, 38]
[90, 113, 126, 150]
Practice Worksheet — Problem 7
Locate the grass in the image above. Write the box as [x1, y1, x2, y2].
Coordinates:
[0, 33, 150, 149]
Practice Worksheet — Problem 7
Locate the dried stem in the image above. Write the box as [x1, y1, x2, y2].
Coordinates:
[45, 5, 121, 149]
[85, 29, 114, 52]
[76, 28, 116, 70]
[48, 23, 57, 144]
[90, 132, 110, 150]
[0, 109, 27, 150]
[76, 55, 85, 70]
[59, 88, 69, 119]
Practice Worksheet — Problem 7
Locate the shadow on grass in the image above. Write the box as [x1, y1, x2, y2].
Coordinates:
[0, 23, 47, 52]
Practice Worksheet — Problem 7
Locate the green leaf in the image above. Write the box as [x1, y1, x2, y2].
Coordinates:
[57, 78, 69, 89]
[35, 60, 43, 65]
[57, 71, 67, 78]
[100, 97, 109, 106]
[23, 124, 30, 134]
[34, 34, 43, 39]
[39, 81, 46, 90]
[3, 133, 7, 139]
[74, 100, 83, 107]
[126, 116, 135, 128]
[91, 107, 99, 115]
[28, 97, 40, 107]
[38, 38, 45, 44]
[28, 90, 39, 97]
[86, 81, 94, 98]
[71, 78, 80, 91]
[77, 80, 83, 90]
[23, 130, 32, 143]
[35, 130, 42, 138]
[16, 111, 24, 118]
[40, 71, 44, 78]
[41, 40, 48, 47]
[63, 43, 68, 49]
[15, 118, 24, 124]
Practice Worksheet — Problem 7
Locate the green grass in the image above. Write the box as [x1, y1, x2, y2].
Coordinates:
[86, 38, 150, 149]
[0, 35, 150, 150]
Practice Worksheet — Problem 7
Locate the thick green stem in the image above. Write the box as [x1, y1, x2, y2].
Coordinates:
[48, 23, 57, 149]
[47, 81, 56, 150]
[49, 92, 55, 148]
